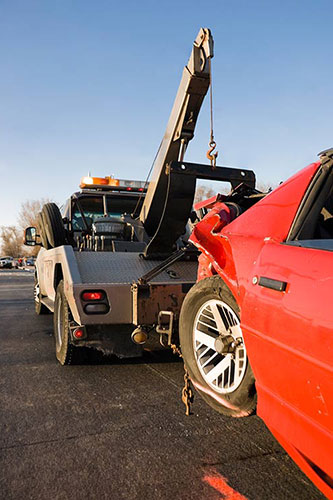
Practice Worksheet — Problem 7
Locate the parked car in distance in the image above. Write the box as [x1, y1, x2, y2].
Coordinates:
[25, 257, 35, 267]
[0, 256, 17, 269]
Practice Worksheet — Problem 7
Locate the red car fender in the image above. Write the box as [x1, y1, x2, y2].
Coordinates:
[190, 202, 239, 296]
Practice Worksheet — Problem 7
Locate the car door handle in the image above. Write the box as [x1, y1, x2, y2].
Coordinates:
[258, 276, 288, 292]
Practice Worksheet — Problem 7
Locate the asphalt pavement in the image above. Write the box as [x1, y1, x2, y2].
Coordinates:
[0, 270, 325, 500]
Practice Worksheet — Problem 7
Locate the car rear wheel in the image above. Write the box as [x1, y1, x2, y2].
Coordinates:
[54, 281, 86, 365]
[179, 275, 256, 417]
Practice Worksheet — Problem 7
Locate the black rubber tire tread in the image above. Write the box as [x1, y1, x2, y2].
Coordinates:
[54, 281, 86, 365]
[179, 275, 257, 418]
[37, 212, 50, 249]
[42, 203, 67, 249]
[34, 274, 50, 315]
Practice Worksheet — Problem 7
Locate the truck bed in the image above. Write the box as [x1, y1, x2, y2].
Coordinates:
[75, 251, 197, 284]
[41, 246, 198, 326]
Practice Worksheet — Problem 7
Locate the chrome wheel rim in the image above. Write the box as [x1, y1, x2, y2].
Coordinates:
[34, 281, 40, 303]
[56, 297, 63, 351]
[193, 298, 247, 394]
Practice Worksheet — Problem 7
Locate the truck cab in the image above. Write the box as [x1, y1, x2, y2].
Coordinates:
[61, 177, 147, 252]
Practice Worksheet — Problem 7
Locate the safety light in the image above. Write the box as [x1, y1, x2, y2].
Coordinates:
[80, 175, 147, 191]
[80, 176, 120, 189]
[73, 328, 84, 339]
[81, 290, 109, 314]
[82, 291, 104, 301]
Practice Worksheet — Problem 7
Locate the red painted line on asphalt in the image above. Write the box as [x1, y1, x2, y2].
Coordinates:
[203, 472, 248, 500]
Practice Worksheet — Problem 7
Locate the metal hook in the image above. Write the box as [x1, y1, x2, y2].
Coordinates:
[206, 140, 218, 168]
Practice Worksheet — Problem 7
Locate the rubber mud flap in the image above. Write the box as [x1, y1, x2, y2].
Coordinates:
[85, 325, 143, 358]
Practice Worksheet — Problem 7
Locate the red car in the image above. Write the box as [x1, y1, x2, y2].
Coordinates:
[179, 148, 333, 499]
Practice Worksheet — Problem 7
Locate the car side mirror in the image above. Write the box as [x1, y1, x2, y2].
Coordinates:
[24, 227, 38, 246]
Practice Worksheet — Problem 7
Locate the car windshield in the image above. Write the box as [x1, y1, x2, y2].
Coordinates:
[72, 195, 143, 230]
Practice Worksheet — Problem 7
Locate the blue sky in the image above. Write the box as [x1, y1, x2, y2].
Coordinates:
[0, 0, 332, 227]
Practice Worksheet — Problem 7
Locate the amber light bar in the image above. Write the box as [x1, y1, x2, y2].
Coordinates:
[80, 175, 146, 191]
[80, 176, 119, 188]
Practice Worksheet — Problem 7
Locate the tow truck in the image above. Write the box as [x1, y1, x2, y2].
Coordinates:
[24, 28, 255, 367]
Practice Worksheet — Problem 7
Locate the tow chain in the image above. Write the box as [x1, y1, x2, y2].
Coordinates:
[182, 367, 194, 416]
[206, 57, 218, 168]
[171, 344, 194, 416]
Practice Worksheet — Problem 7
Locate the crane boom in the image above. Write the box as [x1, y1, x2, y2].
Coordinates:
[139, 28, 214, 259]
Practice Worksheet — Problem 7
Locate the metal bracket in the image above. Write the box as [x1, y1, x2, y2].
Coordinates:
[169, 161, 256, 189]
[156, 310, 174, 347]
[319, 148, 333, 168]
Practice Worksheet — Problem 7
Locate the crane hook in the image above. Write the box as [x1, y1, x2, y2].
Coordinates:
[206, 140, 218, 168]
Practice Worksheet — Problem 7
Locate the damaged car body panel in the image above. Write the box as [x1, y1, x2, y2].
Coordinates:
[183, 150, 333, 498]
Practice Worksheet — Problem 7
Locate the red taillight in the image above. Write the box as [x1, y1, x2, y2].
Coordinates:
[73, 328, 84, 339]
[82, 291, 104, 301]
[126, 187, 132, 191]
[81, 290, 109, 315]
[138, 187, 144, 191]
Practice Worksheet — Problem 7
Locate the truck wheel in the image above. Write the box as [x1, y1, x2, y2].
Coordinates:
[34, 274, 49, 315]
[42, 203, 67, 248]
[179, 276, 256, 417]
[37, 212, 50, 249]
[54, 281, 84, 365]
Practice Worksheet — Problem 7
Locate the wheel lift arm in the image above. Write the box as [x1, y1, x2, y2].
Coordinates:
[139, 28, 214, 258]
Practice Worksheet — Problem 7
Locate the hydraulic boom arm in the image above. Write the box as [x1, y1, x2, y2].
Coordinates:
[139, 28, 214, 258]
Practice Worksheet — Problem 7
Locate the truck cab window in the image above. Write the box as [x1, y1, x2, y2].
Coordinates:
[72, 197, 104, 230]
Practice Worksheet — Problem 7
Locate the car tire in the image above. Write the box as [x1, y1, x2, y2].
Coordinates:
[34, 274, 49, 315]
[41, 203, 67, 249]
[54, 280, 86, 365]
[37, 212, 51, 249]
[179, 275, 257, 417]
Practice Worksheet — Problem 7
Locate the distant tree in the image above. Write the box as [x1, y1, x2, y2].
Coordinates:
[0, 226, 23, 257]
[17, 198, 51, 231]
[194, 184, 230, 204]
[17, 198, 52, 257]
[194, 185, 216, 204]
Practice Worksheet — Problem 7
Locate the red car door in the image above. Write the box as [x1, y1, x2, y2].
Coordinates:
[241, 239, 333, 497]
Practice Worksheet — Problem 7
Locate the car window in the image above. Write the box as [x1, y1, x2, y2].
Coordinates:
[286, 169, 333, 251]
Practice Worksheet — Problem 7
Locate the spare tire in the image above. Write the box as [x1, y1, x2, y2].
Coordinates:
[42, 203, 67, 248]
[37, 212, 50, 249]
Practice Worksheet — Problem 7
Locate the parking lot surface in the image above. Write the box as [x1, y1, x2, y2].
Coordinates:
[0, 270, 324, 499]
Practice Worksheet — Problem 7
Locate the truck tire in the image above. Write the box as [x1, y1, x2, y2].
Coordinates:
[37, 212, 50, 249]
[54, 280, 85, 365]
[179, 276, 256, 417]
[34, 274, 49, 315]
[42, 203, 67, 248]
